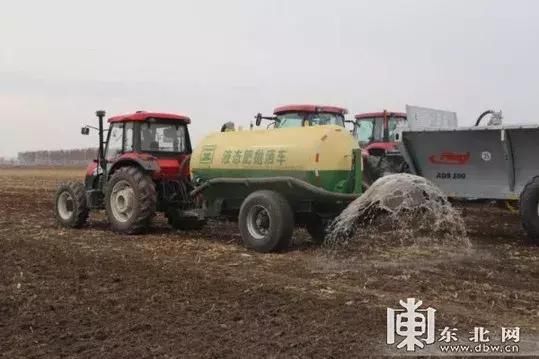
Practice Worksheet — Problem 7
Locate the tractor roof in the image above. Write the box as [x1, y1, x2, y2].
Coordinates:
[273, 104, 348, 115]
[355, 111, 406, 120]
[108, 111, 191, 124]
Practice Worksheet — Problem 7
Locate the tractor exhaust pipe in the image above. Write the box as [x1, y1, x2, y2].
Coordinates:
[95, 110, 106, 172]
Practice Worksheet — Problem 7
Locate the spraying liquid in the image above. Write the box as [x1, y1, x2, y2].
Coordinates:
[326, 174, 470, 248]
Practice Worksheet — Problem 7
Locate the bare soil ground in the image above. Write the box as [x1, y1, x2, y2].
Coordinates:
[1, 168, 538, 358]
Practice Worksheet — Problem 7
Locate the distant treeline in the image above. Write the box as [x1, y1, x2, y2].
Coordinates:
[0, 157, 16, 165]
[17, 148, 97, 166]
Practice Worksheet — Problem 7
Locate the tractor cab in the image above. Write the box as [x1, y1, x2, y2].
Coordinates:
[353, 111, 408, 187]
[83, 111, 192, 186]
[108, 114, 190, 157]
[353, 111, 407, 153]
[254, 104, 348, 129]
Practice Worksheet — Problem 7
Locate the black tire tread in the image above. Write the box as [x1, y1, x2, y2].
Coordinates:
[105, 167, 157, 234]
[54, 181, 89, 228]
[520, 175, 539, 243]
[271, 191, 294, 251]
[239, 190, 294, 252]
[306, 218, 327, 244]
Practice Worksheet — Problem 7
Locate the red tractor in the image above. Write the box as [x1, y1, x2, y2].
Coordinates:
[353, 110, 408, 186]
[254, 104, 348, 128]
[252, 106, 409, 187]
[54, 110, 204, 234]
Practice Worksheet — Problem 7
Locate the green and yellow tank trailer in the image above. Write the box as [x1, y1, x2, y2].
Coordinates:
[190, 124, 363, 252]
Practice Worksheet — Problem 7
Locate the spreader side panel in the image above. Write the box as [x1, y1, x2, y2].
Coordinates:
[400, 127, 539, 200]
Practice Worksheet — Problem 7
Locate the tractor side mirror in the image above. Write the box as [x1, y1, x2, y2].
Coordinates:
[255, 113, 262, 127]
[81, 127, 90, 135]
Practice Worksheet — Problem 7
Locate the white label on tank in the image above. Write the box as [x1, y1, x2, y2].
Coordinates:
[481, 151, 492, 162]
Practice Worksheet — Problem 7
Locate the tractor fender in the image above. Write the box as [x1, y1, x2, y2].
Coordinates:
[108, 157, 159, 178]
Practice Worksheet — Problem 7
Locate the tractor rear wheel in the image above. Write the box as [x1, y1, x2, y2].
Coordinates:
[105, 167, 157, 234]
[239, 190, 294, 252]
[54, 181, 89, 228]
[520, 176, 539, 244]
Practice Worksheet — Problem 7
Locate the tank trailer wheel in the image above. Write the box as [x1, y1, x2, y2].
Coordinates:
[166, 209, 206, 231]
[520, 176, 539, 244]
[306, 217, 329, 244]
[239, 190, 294, 253]
[105, 167, 157, 234]
[54, 181, 89, 228]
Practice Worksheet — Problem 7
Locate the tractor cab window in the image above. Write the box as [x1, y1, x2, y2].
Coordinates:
[310, 113, 345, 127]
[276, 112, 345, 128]
[356, 118, 384, 145]
[387, 117, 405, 141]
[276, 113, 305, 128]
[355, 116, 406, 145]
[141, 121, 187, 153]
[105, 124, 124, 160]
[123, 122, 134, 152]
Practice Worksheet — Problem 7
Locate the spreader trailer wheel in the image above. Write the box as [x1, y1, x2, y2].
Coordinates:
[238, 190, 294, 253]
[519, 176, 539, 244]
[105, 167, 157, 234]
[54, 181, 89, 228]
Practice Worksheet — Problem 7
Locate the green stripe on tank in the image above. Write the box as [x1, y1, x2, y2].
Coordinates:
[192, 168, 355, 193]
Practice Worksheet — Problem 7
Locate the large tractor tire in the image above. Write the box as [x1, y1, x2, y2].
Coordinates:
[166, 208, 206, 231]
[105, 167, 157, 234]
[54, 181, 89, 228]
[238, 190, 294, 252]
[520, 176, 539, 244]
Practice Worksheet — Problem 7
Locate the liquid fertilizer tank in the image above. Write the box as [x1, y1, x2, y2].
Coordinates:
[190, 125, 363, 251]
[191, 125, 361, 193]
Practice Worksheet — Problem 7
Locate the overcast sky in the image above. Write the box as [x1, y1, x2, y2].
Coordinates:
[1, 0, 538, 157]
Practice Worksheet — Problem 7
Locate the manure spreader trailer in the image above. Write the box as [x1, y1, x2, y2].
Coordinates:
[400, 124, 539, 243]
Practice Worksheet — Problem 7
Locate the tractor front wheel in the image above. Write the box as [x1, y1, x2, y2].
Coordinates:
[239, 190, 294, 252]
[105, 167, 157, 234]
[54, 181, 89, 228]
